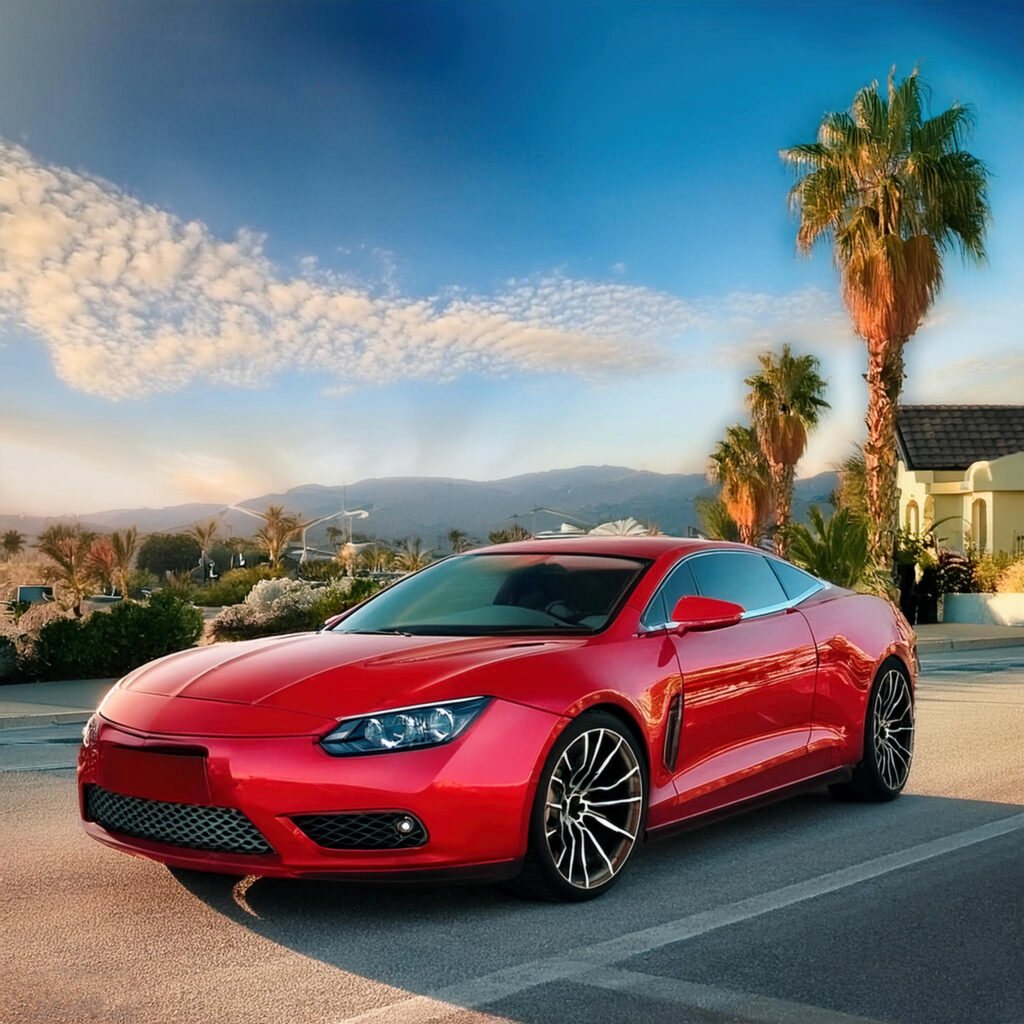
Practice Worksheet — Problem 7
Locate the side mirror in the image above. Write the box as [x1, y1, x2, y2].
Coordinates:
[666, 595, 744, 634]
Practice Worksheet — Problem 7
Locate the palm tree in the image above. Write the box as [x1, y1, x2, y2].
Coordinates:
[787, 506, 869, 589]
[447, 529, 473, 553]
[782, 68, 989, 566]
[87, 538, 118, 594]
[745, 344, 829, 557]
[831, 448, 869, 522]
[694, 496, 740, 542]
[36, 524, 97, 615]
[254, 505, 303, 567]
[355, 545, 396, 573]
[2, 530, 25, 560]
[394, 537, 434, 573]
[109, 527, 139, 599]
[707, 425, 772, 546]
[188, 521, 219, 559]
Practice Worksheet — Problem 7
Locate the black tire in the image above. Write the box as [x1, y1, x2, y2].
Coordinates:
[830, 658, 915, 802]
[505, 711, 647, 902]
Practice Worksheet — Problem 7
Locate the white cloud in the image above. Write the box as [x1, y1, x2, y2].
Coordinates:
[0, 141, 714, 398]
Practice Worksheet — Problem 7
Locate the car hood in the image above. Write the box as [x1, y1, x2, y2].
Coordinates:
[108, 631, 578, 730]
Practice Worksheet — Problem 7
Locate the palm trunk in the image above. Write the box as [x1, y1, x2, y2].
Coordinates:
[864, 339, 905, 572]
[771, 463, 794, 557]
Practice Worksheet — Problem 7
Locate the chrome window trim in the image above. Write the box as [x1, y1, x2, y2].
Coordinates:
[638, 549, 825, 631]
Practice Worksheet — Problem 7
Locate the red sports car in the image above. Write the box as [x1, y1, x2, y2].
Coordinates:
[79, 537, 917, 901]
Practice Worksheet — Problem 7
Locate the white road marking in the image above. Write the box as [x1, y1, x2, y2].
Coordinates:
[581, 966, 889, 1024]
[334, 813, 1024, 1024]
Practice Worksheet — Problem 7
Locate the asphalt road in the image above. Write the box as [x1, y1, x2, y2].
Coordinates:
[1, 648, 1022, 1024]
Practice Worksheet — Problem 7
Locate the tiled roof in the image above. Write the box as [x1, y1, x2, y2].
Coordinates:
[896, 405, 1024, 471]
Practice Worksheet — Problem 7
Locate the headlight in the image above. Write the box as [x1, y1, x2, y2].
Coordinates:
[320, 696, 491, 756]
[82, 713, 99, 748]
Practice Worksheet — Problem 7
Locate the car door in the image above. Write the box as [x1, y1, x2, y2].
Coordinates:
[654, 550, 818, 817]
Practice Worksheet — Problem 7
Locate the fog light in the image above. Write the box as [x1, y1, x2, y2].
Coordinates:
[394, 815, 417, 836]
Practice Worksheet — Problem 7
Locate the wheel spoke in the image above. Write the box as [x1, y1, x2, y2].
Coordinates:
[586, 764, 640, 793]
[582, 809, 637, 840]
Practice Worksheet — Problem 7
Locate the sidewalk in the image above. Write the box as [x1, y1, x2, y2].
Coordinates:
[914, 623, 1024, 654]
[1, 623, 1023, 730]
[0, 679, 116, 731]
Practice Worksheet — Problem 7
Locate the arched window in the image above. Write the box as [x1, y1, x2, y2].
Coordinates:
[971, 498, 988, 551]
[905, 500, 920, 534]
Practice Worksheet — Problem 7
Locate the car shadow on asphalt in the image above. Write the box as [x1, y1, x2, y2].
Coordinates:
[167, 788, 1024, 1017]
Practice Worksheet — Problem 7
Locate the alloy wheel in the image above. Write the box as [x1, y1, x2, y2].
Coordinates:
[872, 667, 915, 790]
[543, 727, 643, 890]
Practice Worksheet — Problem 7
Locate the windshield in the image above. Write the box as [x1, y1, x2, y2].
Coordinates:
[331, 553, 649, 636]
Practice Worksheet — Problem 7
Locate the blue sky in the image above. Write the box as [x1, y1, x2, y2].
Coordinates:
[0, 0, 1021, 514]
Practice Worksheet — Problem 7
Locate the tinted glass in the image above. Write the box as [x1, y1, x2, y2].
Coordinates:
[642, 561, 699, 626]
[333, 553, 648, 636]
[768, 559, 820, 600]
[689, 552, 787, 612]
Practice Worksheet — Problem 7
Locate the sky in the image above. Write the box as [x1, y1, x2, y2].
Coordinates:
[0, 0, 1022, 516]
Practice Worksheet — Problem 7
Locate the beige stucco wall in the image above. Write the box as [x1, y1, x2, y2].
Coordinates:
[897, 451, 1024, 554]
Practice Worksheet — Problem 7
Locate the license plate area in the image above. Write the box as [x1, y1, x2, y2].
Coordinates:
[97, 745, 211, 804]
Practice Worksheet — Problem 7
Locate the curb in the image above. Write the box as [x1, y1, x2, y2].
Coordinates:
[917, 637, 1024, 654]
[0, 711, 92, 731]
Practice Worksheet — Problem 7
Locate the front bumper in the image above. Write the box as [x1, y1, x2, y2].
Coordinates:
[78, 698, 565, 879]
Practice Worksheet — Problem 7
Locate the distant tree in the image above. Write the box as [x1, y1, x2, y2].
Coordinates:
[707, 425, 772, 546]
[188, 521, 219, 559]
[394, 537, 434, 573]
[694, 497, 740, 542]
[87, 538, 118, 594]
[253, 505, 306, 567]
[745, 344, 829, 556]
[488, 524, 531, 545]
[137, 533, 202, 576]
[36, 524, 98, 615]
[831, 449, 869, 522]
[109, 527, 140, 599]
[355, 545, 396, 573]
[447, 529, 473, 553]
[2, 530, 25, 560]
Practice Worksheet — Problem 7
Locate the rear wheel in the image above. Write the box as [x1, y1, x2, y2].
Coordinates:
[831, 660, 915, 802]
[508, 711, 646, 901]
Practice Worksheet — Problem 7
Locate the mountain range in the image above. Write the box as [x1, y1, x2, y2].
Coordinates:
[2, 465, 839, 548]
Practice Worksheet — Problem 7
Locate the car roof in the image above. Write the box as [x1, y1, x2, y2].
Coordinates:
[467, 536, 749, 560]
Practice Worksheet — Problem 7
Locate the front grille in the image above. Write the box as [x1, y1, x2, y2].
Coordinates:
[85, 785, 273, 855]
[293, 812, 428, 850]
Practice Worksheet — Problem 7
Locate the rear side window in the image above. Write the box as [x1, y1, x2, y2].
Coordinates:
[689, 552, 787, 613]
[768, 559, 821, 601]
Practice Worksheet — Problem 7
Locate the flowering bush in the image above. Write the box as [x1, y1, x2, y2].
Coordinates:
[211, 576, 380, 641]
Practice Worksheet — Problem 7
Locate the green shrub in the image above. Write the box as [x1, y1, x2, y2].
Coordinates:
[0, 636, 17, 681]
[23, 593, 203, 681]
[973, 551, 1016, 593]
[137, 533, 202, 575]
[786, 506, 869, 589]
[996, 557, 1024, 594]
[298, 559, 344, 582]
[192, 564, 286, 606]
[308, 577, 380, 625]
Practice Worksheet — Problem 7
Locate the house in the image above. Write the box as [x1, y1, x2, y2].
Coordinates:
[896, 405, 1024, 555]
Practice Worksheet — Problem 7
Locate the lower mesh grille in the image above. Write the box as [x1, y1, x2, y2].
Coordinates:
[293, 812, 428, 850]
[85, 785, 273, 855]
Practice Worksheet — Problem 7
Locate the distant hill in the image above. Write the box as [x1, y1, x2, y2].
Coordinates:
[0, 465, 839, 547]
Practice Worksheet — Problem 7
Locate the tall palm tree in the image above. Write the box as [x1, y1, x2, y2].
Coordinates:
[781, 68, 989, 566]
[109, 527, 139, 599]
[36, 524, 97, 615]
[2, 530, 25, 560]
[707, 425, 772, 546]
[745, 344, 829, 556]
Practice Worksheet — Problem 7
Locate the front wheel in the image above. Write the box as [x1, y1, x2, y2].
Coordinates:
[508, 711, 646, 901]
[831, 660, 915, 802]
